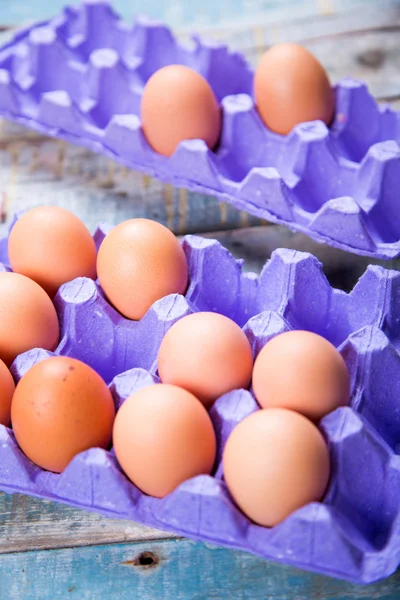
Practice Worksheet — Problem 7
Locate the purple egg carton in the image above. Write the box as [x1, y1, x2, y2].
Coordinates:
[1, 222, 400, 583]
[0, 1, 400, 259]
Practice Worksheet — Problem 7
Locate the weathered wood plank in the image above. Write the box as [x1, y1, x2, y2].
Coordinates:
[0, 131, 263, 238]
[306, 26, 400, 101]
[0, 537, 399, 600]
[207, 226, 400, 290]
[0, 493, 173, 554]
[0, 0, 397, 31]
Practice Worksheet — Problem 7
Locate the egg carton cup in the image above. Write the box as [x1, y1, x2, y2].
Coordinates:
[1, 224, 400, 583]
[0, 1, 400, 259]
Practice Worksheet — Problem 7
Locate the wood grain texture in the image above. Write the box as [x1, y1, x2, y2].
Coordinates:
[0, 125, 262, 239]
[0, 493, 173, 554]
[1, 537, 400, 600]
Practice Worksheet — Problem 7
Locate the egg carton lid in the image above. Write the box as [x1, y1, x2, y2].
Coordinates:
[1, 221, 400, 583]
[0, 1, 400, 259]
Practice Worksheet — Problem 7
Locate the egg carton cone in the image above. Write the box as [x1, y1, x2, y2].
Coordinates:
[0, 1, 400, 259]
[1, 219, 400, 583]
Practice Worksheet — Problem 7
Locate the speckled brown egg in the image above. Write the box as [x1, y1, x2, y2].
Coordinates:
[223, 408, 330, 527]
[0, 359, 15, 427]
[141, 65, 221, 156]
[8, 206, 97, 298]
[158, 312, 253, 408]
[97, 219, 188, 320]
[11, 356, 115, 473]
[252, 330, 350, 421]
[0, 272, 59, 366]
[254, 43, 335, 135]
[113, 384, 216, 497]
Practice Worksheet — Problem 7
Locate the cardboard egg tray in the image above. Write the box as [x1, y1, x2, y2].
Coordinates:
[0, 222, 399, 583]
[0, 0, 400, 258]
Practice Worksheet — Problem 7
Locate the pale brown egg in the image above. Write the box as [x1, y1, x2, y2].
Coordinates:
[0, 272, 59, 366]
[0, 359, 15, 427]
[158, 312, 253, 408]
[113, 384, 216, 497]
[97, 218, 188, 320]
[223, 408, 330, 527]
[141, 65, 221, 156]
[254, 43, 335, 135]
[252, 330, 350, 421]
[8, 206, 97, 297]
[11, 356, 115, 473]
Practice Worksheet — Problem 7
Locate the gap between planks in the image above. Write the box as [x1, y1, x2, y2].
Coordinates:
[0, 534, 181, 556]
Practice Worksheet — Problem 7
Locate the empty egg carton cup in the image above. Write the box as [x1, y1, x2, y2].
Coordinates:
[0, 1, 400, 258]
[0, 219, 400, 583]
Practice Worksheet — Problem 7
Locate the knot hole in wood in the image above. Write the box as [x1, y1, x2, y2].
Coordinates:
[122, 551, 160, 570]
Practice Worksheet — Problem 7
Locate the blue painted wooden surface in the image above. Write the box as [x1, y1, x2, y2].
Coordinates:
[2, 536, 400, 600]
[0, 1, 400, 598]
[0, 0, 390, 28]
[2, 491, 400, 599]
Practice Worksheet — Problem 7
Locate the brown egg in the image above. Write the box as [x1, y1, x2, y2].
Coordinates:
[252, 330, 350, 421]
[223, 408, 330, 527]
[254, 43, 335, 135]
[141, 65, 221, 156]
[0, 359, 15, 427]
[0, 272, 59, 366]
[113, 384, 216, 497]
[158, 312, 253, 408]
[8, 206, 97, 297]
[11, 356, 115, 473]
[97, 218, 188, 320]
